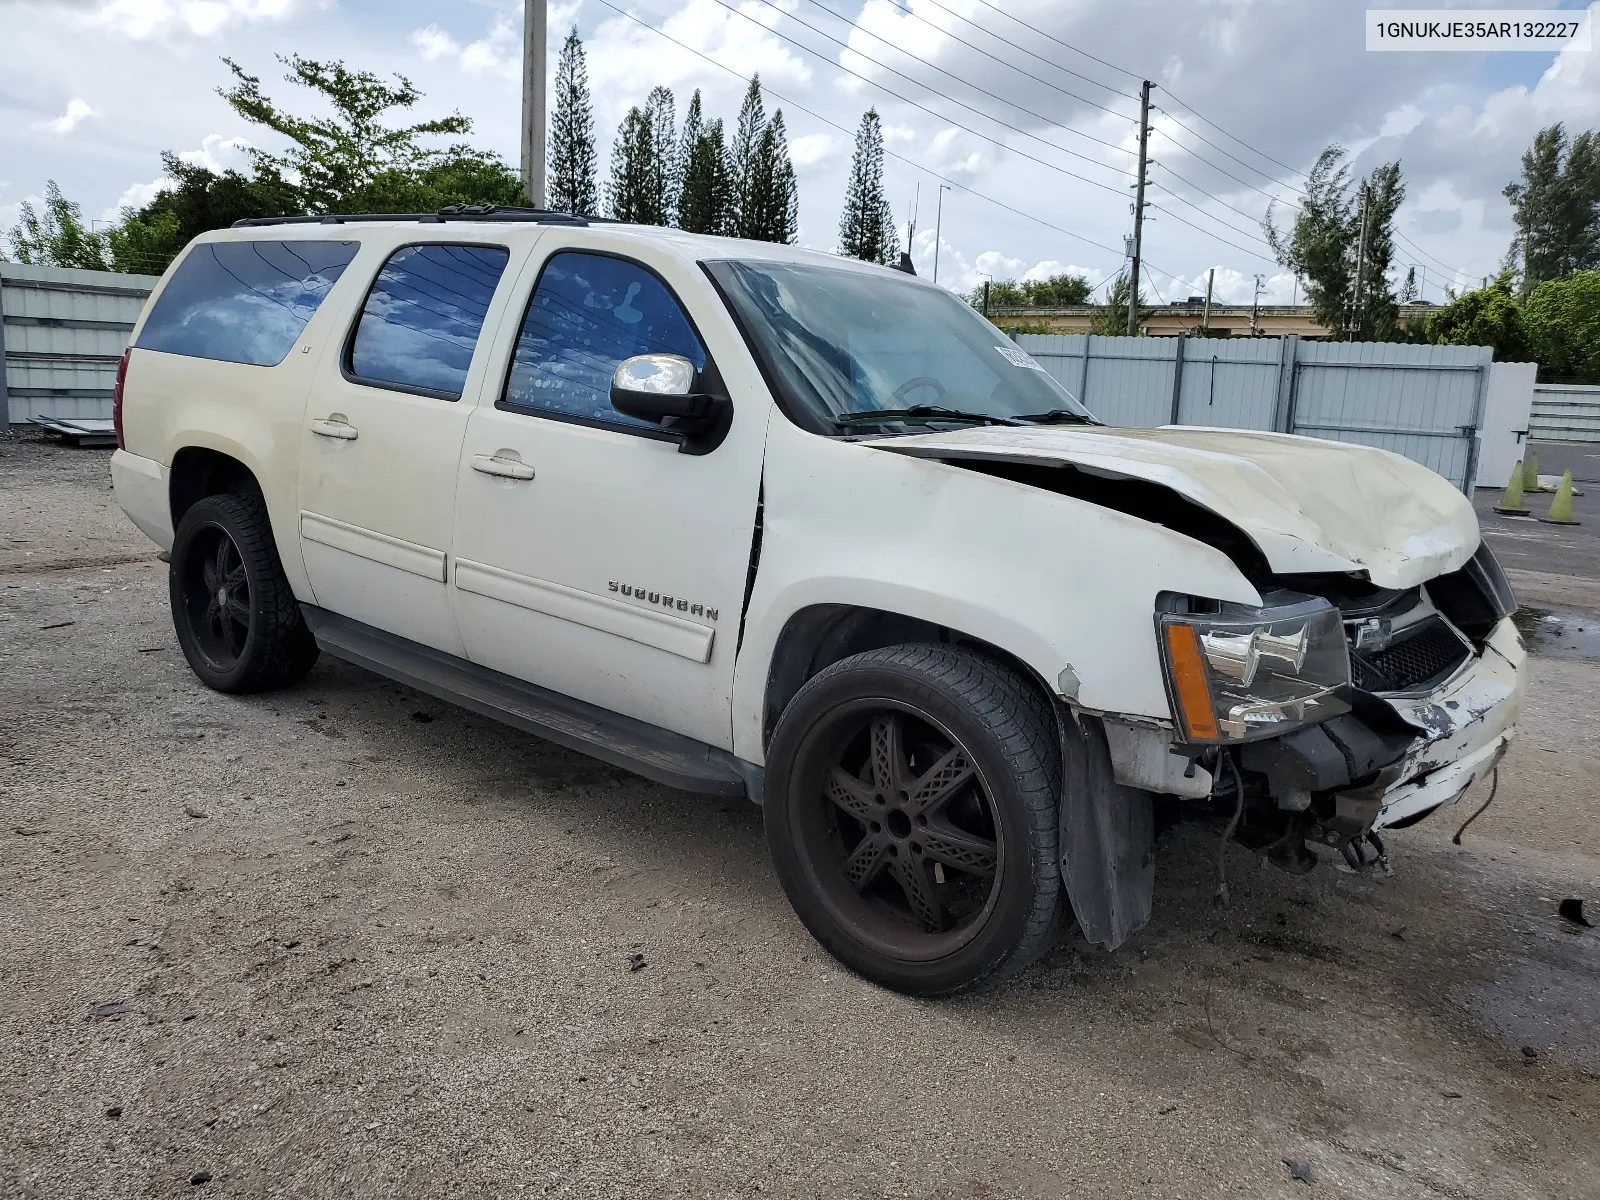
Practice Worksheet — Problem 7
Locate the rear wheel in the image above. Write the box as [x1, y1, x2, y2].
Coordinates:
[764, 644, 1062, 995]
[170, 492, 318, 693]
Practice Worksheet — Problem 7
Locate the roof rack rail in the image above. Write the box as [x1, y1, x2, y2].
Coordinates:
[231, 205, 606, 229]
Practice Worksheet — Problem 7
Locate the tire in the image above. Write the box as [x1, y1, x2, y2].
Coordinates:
[764, 644, 1062, 996]
[169, 491, 318, 694]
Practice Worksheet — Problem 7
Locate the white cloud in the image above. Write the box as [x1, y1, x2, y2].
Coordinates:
[788, 132, 838, 168]
[178, 132, 254, 173]
[82, 0, 315, 39]
[102, 177, 168, 221]
[45, 98, 99, 135]
[410, 23, 461, 62]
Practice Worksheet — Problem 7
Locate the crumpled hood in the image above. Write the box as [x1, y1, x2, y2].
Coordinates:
[875, 424, 1479, 589]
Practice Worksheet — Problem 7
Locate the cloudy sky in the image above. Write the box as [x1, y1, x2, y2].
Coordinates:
[1, 0, 1596, 304]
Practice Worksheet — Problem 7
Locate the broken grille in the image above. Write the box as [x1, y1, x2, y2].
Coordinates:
[1350, 617, 1472, 694]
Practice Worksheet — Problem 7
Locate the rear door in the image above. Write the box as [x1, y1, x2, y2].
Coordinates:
[450, 236, 771, 749]
[298, 234, 524, 655]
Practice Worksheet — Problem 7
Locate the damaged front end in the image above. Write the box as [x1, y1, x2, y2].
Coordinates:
[1080, 541, 1524, 950]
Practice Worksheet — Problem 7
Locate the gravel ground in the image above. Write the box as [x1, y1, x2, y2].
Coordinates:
[3, 432, 1599, 1200]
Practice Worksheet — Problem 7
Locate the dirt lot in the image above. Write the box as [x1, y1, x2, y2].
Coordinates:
[3, 432, 1599, 1200]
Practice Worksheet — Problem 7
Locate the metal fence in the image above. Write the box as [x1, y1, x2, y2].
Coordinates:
[1, 261, 159, 427]
[1528, 382, 1600, 443]
[1014, 333, 1493, 493]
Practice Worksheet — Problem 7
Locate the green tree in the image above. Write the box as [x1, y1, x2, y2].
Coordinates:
[1089, 272, 1145, 334]
[1525, 268, 1600, 383]
[678, 118, 732, 236]
[674, 90, 705, 225]
[548, 27, 599, 214]
[1425, 274, 1533, 362]
[644, 86, 678, 226]
[5, 180, 111, 269]
[219, 54, 518, 213]
[838, 108, 897, 263]
[729, 77, 766, 235]
[607, 107, 663, 224]
[741, 110, 797, 243]
[975, 272, 1093, 308]
[1264, 145, 1405, 340]
[1504, 124, 1600, 290]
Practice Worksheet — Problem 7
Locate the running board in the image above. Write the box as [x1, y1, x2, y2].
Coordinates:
[301, 606, 754, 798]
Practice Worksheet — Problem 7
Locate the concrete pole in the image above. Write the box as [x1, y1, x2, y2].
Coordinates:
[521, 0, 548, 208]
[932, 184, 950, 283]
[1201, 267, 1214, 333]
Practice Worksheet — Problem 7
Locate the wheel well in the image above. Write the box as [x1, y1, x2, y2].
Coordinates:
[170, 447, 262, 527]
[763, 604, 1056, 748]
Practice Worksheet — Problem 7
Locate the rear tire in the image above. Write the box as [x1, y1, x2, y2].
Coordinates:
[170, 491, 318, 693]
[764, 644, 1062, 996]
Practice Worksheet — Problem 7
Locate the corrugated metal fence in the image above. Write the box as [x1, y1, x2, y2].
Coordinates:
[1, 261, 159, 426]
[1528, 382, 1600, 443]
[1014, 333, 1493, 492]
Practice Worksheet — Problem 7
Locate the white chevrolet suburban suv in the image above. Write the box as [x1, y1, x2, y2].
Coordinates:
[111, 208, 1525, 995]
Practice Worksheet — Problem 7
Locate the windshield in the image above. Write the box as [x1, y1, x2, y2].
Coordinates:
[705, 259, 1097, 432]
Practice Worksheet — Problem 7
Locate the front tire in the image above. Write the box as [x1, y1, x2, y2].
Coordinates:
[170, 492, 318, 694]
[764, 644, 1062, 996]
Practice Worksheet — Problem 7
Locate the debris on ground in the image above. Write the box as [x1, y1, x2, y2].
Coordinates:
[627, 953, 648, 973]
[183, 806, 208, 819]
[1559, 898, 1592, 927]
[410, 711, 434, 723]
[189, 1170, 212, 1186]
[1283, 1157, 1314, 1184]
[87, 1002, 134, 1021]
[104, 1106, 121, 1119]
[1522, 1046, 1539, 1060]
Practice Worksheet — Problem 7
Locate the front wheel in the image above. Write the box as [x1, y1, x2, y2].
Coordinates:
[170, 491, 318, 693]
[764, 644, 1063, 996]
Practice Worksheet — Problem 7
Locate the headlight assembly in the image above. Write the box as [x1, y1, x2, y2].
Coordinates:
[1158, 595, 1352, 743]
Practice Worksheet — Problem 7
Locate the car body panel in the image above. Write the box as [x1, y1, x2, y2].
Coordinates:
[876, 424, 1479, 590]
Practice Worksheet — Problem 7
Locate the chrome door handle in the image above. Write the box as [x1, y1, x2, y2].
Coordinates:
[310, 418, 358, 441]
[472, 454, 535, 481]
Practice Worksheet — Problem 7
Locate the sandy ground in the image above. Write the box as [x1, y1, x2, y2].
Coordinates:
[3, 432, 1598, 1200]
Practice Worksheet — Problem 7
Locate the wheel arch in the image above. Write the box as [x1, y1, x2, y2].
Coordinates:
[759, 602, 1061, 753]
[169, 444, 264, 528]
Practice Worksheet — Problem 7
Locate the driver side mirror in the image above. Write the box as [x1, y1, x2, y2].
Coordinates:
[609, 353, 731, 455]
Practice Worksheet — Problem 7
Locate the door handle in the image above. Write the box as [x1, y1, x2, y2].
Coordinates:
[310, 418, 358, 441]
[472, 454, 535, 481]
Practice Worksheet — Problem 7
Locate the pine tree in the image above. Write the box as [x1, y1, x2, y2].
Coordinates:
[729, 77, 766, 236]
[1505, 124, 1600, 290]
[737, 109, 798, 243]
[548, 27, 598, 214]
[644, 86, 677, 226]
[838, 108, 896, 263]
[607, 107, 662, 224]
[679, 118, 732, 236]
[674, 89, 704, 225]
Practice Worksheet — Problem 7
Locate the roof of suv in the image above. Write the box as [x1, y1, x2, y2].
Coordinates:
[224, 205, 920, 280]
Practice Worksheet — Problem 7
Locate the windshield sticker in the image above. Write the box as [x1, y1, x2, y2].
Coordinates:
[995, 345, 1046, 371]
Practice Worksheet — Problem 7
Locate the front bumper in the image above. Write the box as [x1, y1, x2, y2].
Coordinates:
[1371, 615, 1526, 830]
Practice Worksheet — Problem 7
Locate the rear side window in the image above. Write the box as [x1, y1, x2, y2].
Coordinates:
[347, 244, 510, 400]
[502, 251, 706, 430]
[137, 240, 359, 367]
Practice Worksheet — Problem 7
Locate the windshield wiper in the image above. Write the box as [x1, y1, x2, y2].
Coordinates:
[835, 405, 1027, 428]
[1014, 408, 1099, 425]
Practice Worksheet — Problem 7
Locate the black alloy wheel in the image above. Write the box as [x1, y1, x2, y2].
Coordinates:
[765, 644, 1063, 995]
[170, 491, 319, 694]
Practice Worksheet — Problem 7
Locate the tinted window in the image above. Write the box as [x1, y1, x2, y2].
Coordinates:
[137, 239, 358, 367]
[348, 244, 510, 399]
[502, 252, 706, 429]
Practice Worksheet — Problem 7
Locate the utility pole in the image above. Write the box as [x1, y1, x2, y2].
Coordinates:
[520, 0, 548, 208]
[982, 278, 991, 317]
[1127, 80, 1154, 336]
[1348, 182, 1370, 340]
[932, 183, 951, 283]
[1250, 274, 1264, 336]
[1201, 267, 1214, 334]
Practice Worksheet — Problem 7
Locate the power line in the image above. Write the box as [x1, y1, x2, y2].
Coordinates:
[588, 0, 1143, 266]
[1148, 203, 1279, 266]
[727, 0, 1138, 185]
[1152, 101, 1312, 192]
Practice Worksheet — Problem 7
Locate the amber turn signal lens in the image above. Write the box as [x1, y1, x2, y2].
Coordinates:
[1165, 622, 1219, 741]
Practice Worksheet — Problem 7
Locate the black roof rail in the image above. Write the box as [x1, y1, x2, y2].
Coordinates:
[231, 205, 607, 229]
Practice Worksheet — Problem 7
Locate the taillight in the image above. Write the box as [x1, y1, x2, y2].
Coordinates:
[112, 349, 131, 450]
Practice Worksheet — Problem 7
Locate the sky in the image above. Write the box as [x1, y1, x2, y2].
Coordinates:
[1, 0, 1597, 306]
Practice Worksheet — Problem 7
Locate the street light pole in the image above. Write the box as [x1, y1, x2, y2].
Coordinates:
[932, 184, 951, 283]
[521, 0, 548, 208]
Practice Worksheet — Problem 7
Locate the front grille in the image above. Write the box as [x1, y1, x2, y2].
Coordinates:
[1350, 617, 1472, 693]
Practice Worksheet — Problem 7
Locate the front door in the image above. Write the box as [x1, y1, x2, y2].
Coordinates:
[451, 244, 768, 749]
[299, 238, 518, 656]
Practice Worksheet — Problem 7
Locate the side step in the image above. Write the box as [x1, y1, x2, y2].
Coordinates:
[302, 606, 753, 798]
